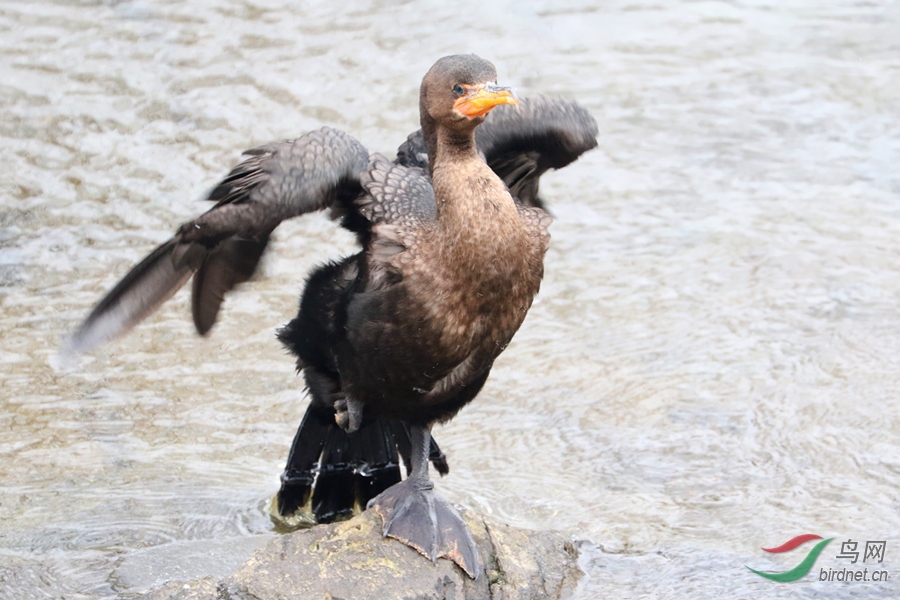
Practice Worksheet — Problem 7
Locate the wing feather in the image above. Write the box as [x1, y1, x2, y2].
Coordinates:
[66, 127, 370, 356]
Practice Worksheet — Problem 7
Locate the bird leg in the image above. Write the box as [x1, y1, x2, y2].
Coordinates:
[333, 395, 363, 433]
[367, 424, 482, 579]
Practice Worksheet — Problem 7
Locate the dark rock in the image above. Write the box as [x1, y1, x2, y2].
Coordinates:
[140, 509, 582, 600]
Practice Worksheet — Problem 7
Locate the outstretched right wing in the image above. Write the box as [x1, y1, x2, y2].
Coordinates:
[65, 127, 370, 357]
[475, 96, 598, 209]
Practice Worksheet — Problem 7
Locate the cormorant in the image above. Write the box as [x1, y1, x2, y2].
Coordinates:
[65, 54, 597, 578]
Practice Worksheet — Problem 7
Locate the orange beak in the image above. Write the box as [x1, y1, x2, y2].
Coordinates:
[454, 83, 518, 117]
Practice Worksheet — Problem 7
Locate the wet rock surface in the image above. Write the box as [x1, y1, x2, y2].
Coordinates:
[141, 510, 581, 600]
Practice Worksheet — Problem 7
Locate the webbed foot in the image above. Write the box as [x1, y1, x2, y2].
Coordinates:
[368, 477, 482, 579]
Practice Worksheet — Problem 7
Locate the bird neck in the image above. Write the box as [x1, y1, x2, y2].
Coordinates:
[430, 123, 515, 230]
[433, 126, 478, 164]
[421, 109, 479, 173]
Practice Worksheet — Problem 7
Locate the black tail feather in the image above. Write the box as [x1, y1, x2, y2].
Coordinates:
[428, 433, 450, 476]
[275, 402, 450, 526]
[311, 424, 357, 522]
[276, 403, 333, 518]
[388, 419, 414, 476]
[353, 418, 402, 503]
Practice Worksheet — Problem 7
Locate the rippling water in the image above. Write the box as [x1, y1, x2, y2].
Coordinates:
[2, 1, 899, 598]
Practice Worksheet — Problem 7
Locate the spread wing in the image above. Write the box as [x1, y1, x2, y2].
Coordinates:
[65, 127, 369, 357]
[396, 96, 598, 209]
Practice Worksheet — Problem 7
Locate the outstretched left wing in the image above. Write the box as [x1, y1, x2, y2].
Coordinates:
[65, 127, 369, 357]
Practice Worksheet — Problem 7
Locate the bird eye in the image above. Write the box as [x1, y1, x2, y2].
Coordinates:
[452, 84, 465, 96]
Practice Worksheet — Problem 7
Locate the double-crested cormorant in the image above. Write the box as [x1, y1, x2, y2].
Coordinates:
[66, 55, 597, 578]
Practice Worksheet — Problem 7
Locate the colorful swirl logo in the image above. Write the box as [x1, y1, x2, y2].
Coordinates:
[747, 534, 834, 582]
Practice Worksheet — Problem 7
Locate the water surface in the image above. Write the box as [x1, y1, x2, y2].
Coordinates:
[1, 1, 899, 598]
